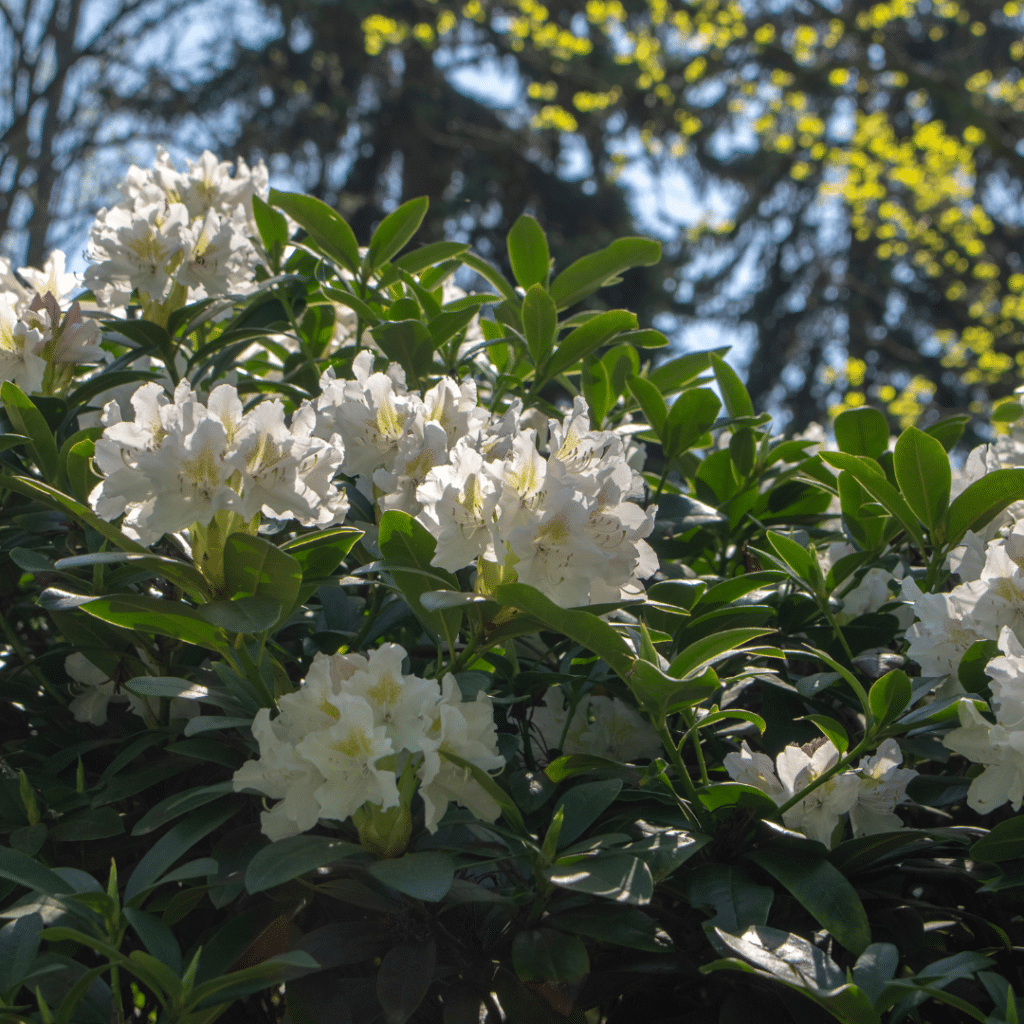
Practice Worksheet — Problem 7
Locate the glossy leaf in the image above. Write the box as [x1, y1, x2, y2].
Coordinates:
[544, 309, 637, 380]
[521, 284, 558, 366]
[746, 847, 871, 954]
[834, 407, 889, 459]
[547, 853, 653, 905]
[868, 669, 913, 729]
[368, 852, 455, 902]
[1, 382, 59, 481]
[893, 427, 951, 534]
[947, 469, 1024, 546]
[245, 834, 363, 894]
[507, 214, 550, 289]
[686, 864, 773, 934]
[366, 196, 429, 271]
[710, 353, 754, 419]
[269, 189, 358, 272]
[970, 817, 1024, 863]
[549, 237, 661, 310]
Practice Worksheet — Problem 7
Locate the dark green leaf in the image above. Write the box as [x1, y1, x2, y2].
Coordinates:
[548, 904, 670, 952]
[0, 845, 74, 897]
[223, 532, 302, 619]
[959, 639, 999, 693]
[1, 382, 59, 481]
[664, 387, 722, 458]
[0, 912, 44, 993]
[802, 714, 849, 755]
[197, 596, 283, 634]
[81, 595, 229, 652]
[376, 941, 436, 1024]
[367, 851, 455, 902]
[512, 929, 589, 983]
[554, 779, 623, 848]
[746, 847, 871, 954]
[544, 309, 637, 380]
[868, 669, 913, 728]
[132, 783, 236, 836]
[245, 834, 363, 894]
[547, 853, 653, 904]
[123, 908, 182, 976]
[48, 808, 125, 842]
[686, 864, 773, 934]
[970, 817, 1024, 863]
[394, 241, 469, 273]
[371, 319, 436, 386]
[626, 374, 667, 439]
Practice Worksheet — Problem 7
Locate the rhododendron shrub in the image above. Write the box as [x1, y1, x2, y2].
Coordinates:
[1, 151, 1022, 1024]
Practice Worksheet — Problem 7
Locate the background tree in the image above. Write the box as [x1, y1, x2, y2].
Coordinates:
[8, 0, 1024, 435]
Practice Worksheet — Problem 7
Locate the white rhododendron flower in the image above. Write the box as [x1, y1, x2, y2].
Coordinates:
[84, 147, 267, 310]
[725, 738, 916, 846]
[944, 626, 1024, 813]
[90, 381, 348, 545]
[232, 645, 503, 841]
[529, 688, 663, 763]
[65, 652, 198, 726]
[901, 578, 986, 682]
[1, 250, 103, 394]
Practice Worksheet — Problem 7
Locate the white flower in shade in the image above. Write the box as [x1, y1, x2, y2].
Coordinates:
[65, 652, 198, 726]
[901, 577, 985, 681]
[0, 297, 45, 392]
[968, 536, 1024, 642]
[723, 741, 787, 801]
[986, 626, 1024, 724]
[944, 699, 1024, 813]
[233, 708, 326, 841]
[530, 688, 662, 764]
[848, 739, 917, 837]
[416, 439, 502, 571]
[775, 740, 861, 847]
[297, 695, 400, 823]
[231, 645, 502, 841]
[835, 566, 913, 629]
[416, 676, 504, 831]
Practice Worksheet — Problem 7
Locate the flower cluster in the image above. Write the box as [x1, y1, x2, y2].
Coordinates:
[232, 644, 504, 841]
[84, 148, 267, 315]
[315, 353, 658, 605]
[529, 687, 662, 763]
[725, 738, 917, 846]
[90, 381, 348, 546]
[1, 251, 103, 394]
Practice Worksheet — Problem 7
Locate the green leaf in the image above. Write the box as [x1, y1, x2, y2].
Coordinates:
[281, 527, 363, 579]
[512, 929, 589, 984]
[766, 530, 825, 595]
[1, 382, 59, 481]
[647, 349, 720, 394]
[686, 864, 773, 934]
[378, 510, 462, 649]
[507, 214, 551, 289]
[53, 550, 210, 601]
[132, 783, 236, 837]
[244, 834, 363, 894]
[367, 851, 455, 902]
[626, 374, 667, 439]
[868, 669, 913, 729]
[544, 309, 637, 380]
[554, 779, 623, 849]
[924, 414, 970, 451]
[48, 808, 125, 842]
[549, 237, 661, 310]
[458, 252, 518, 303]
[521, 284, 559, 367]
[959, 639, 1000, 693]
[197, 596, 283, 634]
[667, 628, 775, 681]
[970, 817, 1024, 863]
[697, 783, 781, 820]
[223, 532, 302, 619]
[0, 912, 44, 994]
[947, 469, 1024, 546]
[0, 471, 147, 552]
[0, 432, 30, 452]
[746, 847, 871, 954]
[802, 714, 849, 755]
[251, 195, 289, 271]
[123, 908, 182, 976]
[124, 801, 238, 903]
[710, 354, 754, 419]
[366, 196, 429, 271]
[820, 451, 928, 554]
[548, 904, 670, 952]
[394, 240, 469, 273]
[664, 387, 722, 458]
[834, 407, 889, 459]
[269, 189, 359, 272]
[371, 319, 436, 386]
[547, 853, 653, 905]
[0, 845, 74, 897]
[893, 427, 951, 534]
[492, 582, 635, 680]
[81, 595, 229, 652]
